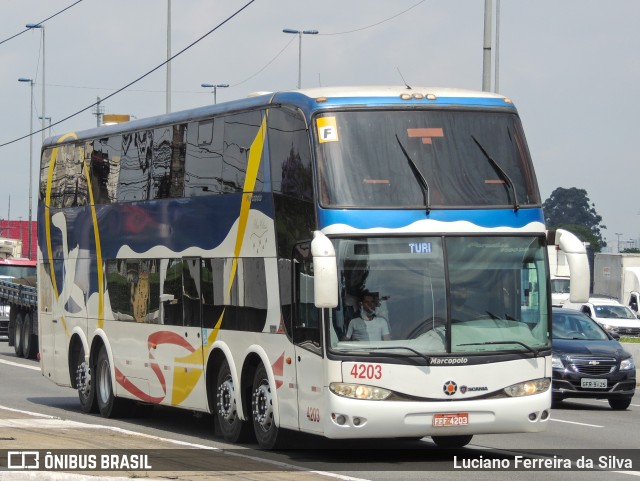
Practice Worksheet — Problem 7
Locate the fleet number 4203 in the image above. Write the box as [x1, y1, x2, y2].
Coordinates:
[350, 363, 382, 380]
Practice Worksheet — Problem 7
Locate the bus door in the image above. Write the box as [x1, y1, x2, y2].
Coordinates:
[292, 243, 325, 433]
[156, 257, 205, 409]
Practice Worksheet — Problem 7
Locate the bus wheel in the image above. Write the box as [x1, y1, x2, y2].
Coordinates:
[21, 312, 37, 360]
[75, 345, 97, 414]
[95, 346, 126, 418]
[431, 435, 473, 448]
[252, 363, 288, 449]
[215, 359, 252, 443]
[13, 312, 24, 358]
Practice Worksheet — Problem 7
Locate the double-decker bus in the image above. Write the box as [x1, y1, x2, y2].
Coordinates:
[38, 86, 589, 449]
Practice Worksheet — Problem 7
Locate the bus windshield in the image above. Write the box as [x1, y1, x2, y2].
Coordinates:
[316, 109, 539, 209]
[329, 236, 549, 356]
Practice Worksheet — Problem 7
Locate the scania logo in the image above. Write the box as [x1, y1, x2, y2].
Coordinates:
[443, 380, 457, 396]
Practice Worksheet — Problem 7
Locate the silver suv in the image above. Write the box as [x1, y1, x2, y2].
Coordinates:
[565, 297, 640, 336]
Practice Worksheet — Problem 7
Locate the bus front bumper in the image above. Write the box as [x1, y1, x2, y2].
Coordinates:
[321, 390, 551, 439]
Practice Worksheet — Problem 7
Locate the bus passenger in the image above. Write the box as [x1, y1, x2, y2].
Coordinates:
[343, 291, 391, 341]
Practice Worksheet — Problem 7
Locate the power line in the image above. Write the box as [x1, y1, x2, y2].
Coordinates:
[0, 0, 257, 149]
[0, 0, 84, 47]
[319, 0, 425, 35]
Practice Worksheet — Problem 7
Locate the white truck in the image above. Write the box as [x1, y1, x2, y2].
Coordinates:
[593, 253, 640, 317]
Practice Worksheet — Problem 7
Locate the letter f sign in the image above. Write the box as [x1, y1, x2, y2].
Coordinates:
[316, 117, 339, 143]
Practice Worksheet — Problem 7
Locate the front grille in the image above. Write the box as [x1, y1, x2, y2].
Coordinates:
[568, 357, 616, 375]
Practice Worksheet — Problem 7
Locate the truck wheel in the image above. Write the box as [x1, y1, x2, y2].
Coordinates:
[21, 312, 37, 360]
[252, 363, 290, 449]
[95, 346, 126, 418]
[13, 312, 24, 358]
[215, 358, 252, 443]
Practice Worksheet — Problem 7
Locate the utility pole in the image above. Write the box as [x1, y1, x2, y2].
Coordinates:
[482, 0, 492, 92]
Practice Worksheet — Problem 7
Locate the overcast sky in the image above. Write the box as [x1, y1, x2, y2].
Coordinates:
[1, 0, 639, 250]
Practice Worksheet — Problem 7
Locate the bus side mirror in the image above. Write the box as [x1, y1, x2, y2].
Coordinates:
[549, 229, 590, 304]
[311, 231, 338, 308]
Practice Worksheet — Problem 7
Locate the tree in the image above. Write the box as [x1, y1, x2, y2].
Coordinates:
[542, 187, 607, 252]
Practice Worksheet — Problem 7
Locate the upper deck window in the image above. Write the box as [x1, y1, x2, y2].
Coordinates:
[315, 109, 540, 209]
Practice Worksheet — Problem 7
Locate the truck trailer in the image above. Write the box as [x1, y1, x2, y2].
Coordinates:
[593, 253, 640, 316]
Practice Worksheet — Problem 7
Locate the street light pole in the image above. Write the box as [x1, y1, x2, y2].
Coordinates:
[18, 77, 34, 260]
[201, 83, 229, 104]
[38, 116, 52, 137]
[282, 28, 318, 89]
[26, 23, 45, 144]
[166, 0, 172, 113]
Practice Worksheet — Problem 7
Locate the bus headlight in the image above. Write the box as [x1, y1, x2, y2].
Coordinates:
[503, 378, 551, 397]
[330, 383, 392, 400]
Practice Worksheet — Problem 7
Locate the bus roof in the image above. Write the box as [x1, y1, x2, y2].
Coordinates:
[43, 85, 515, 148]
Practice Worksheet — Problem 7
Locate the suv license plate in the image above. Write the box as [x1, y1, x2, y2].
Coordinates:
[581, 378, 607, 389]
[433, 413, 469, 427]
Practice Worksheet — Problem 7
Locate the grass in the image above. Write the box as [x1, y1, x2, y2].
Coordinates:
[620, 337, 640, 343]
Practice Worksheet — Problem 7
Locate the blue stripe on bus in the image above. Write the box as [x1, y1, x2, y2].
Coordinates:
[273, 93, 516, 113]
[317, 208, 544, 231]
[40, 195, 275, 262]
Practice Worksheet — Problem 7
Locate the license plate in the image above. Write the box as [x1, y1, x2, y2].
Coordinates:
[581, 378, 607, 389]
[433, 413, 469, 427]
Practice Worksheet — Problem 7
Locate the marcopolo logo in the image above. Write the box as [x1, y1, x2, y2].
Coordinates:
[430, 357, 469, 365]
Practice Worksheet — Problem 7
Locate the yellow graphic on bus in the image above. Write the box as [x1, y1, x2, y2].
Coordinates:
[317, 116, 339, 143]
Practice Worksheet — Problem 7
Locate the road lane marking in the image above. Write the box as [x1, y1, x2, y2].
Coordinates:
[0, 358, 40, 371]
[550, 418, 603, 428]
[0, 404, 371, 481]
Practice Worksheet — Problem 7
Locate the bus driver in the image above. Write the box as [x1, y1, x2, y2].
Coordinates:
[343, 291, 391, 341]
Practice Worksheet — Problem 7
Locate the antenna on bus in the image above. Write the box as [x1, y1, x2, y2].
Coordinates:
[396, 67, 412, 90]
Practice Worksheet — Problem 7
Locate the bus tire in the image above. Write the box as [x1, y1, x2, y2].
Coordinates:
[13, 312, 24, 358]
[75, 344, 98, 414]
[21, 311, 37, 360]
[215, 358, 252, 443]
[251, 363, 290, 449]
[95, 346, 126, 418]
[431, 434, 473, 448]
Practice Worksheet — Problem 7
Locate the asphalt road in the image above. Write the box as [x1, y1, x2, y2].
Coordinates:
[0, 341, 638, 481]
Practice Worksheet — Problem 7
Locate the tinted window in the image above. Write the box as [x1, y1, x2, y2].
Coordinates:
[222, 111, 265, 193]
[89, 136, 121, 204]
[316, 110, 539, 208]
[106, 259, 158, 323]
[152, 125, 185, 199]
[119, 130, 153, 202]
[184, 119, 224, 196]
[268, 107, 312, 200]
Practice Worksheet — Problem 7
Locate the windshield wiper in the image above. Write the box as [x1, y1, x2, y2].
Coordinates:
[395, 134, 431, 214]
[470, 135, 519, 211]
[341, 345, 431, 365]
[457, 340, 539, 356]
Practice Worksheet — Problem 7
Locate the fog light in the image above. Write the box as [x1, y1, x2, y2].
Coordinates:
[353, 417, 361, 426]
[540, 410, 549, 420]
[336, 415, 346, 425]
[528, 412, 537, 421]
